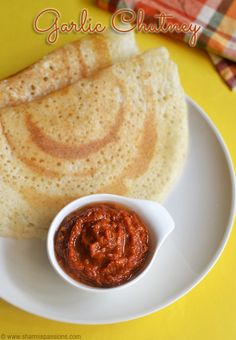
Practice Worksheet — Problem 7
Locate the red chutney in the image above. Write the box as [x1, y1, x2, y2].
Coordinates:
[54, 202, 150, 288]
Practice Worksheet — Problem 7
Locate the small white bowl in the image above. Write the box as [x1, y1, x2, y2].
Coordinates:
[47, 194, 175, 292]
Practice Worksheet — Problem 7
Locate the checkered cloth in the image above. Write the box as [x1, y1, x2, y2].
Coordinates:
[97, 0, 236, 90]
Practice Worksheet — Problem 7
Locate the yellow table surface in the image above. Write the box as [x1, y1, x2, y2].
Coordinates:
[0, 1, 235, 339]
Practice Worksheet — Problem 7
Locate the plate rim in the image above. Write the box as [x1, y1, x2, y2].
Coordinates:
[0, 96, 235, 324]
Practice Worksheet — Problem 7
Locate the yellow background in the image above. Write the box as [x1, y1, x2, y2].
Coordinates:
[0, 0, 235, 339]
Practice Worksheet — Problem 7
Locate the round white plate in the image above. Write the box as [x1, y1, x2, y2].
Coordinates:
[0, 97, 235, 324]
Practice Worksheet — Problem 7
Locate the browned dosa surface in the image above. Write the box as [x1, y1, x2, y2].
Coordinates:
[0, 48, 188, 238]
[0, 30, 138, 109]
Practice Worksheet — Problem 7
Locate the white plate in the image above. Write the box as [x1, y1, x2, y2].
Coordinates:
[0, 97, 235, 324]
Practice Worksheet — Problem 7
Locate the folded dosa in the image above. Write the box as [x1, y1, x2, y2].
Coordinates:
[0, 47, 188, 238]
[0, 30, 138, 109]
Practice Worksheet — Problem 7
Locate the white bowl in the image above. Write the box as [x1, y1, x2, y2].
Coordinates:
[47, 194, 175, 292]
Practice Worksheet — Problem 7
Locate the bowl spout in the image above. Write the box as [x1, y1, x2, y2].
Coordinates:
[131, 199, 175, 248]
